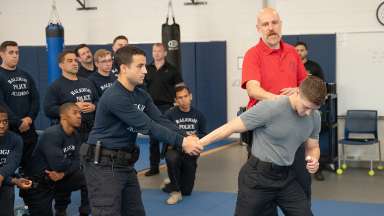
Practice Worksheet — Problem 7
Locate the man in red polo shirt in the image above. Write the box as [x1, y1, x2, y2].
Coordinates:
[242, 8, 307, 107]
[241, 7, 310, 215]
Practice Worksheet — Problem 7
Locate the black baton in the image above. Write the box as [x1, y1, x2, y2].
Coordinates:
[94, 141, 101, 164]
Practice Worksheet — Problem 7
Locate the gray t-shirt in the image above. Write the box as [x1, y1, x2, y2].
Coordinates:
[240, 96, 321, 166]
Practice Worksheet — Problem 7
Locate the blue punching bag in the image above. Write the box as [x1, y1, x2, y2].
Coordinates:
[46, 23, 64, 84]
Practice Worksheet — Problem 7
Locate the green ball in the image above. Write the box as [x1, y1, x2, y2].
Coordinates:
[336, 169, 343, 175]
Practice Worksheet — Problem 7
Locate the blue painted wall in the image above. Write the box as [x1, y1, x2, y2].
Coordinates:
[283, 34, 336, 83]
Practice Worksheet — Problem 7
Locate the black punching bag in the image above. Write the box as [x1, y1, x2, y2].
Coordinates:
[162, 1, 181, 73]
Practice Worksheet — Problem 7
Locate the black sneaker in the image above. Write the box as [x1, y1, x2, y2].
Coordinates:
[144, 168, 159, 176]
[314, 170, 325, 181]
[162, 183, 173, 193]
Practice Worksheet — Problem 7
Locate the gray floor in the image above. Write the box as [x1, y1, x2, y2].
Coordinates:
[139, 143, 384, 204]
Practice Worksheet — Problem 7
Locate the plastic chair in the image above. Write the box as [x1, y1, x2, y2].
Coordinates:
[337, 110, 383, 176]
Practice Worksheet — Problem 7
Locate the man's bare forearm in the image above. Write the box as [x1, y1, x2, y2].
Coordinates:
[246, 80, 277, 101]
[199, 118, 247, 147]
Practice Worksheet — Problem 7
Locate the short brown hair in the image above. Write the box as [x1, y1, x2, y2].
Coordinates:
[299, 76, 327, 106]
[74, 44, 90, 57]
[175, 85, 190, 95]
[57, 50, 76, 64]
[114, 45, 146, 69]
[113, 35, 128, 45]
[94, 49, 111, 62]
[0, 41, 18, 52]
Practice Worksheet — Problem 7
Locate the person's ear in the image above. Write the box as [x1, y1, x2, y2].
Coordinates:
[59, 113, 66, 121]
[59, 62, 64, 70]
[256, 24, 261, 33]
[119, 64, 126, 74]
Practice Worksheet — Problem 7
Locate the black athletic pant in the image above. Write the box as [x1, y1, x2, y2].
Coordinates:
[55, 128, 91, 213]
[149, 103, 173, 170]
[82, 156, 145, 216]
[246, 134, 311, 216]
[17, 126, 38, 171]
[54, 184, 89, 213]
[293, 144, 312, 200]
[165, 148, 198, 195]
[22, 169, 90, 216]
[0, 185, 15, 216]
[235, 156, 312, 216]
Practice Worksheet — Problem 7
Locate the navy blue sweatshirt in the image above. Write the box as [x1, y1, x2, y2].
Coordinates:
[88, 72, 116, 97]
[87, 81, 184, 150]
[26, 125, 80, 177]
[0, 67, 40, 130]
[0, 131, 23, 185]
[77, 64, 96, 78]
[165, 106, 207, 139]
[43, 76, 98, 125]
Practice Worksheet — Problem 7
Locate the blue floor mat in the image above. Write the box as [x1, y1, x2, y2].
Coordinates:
[143, 190, 384, 216]
[14, 137, 383, 215]
[14, 137, 236, 213]
[15, 189, 384, 216]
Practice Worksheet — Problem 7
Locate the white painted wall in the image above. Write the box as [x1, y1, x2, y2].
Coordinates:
[276, 0, 384, 162]
[276, 0, 384, 34]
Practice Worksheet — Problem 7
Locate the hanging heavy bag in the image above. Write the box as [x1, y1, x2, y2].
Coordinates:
[46, 1, 64, 84]
[46, 23, 64, 84]
[162, 0, 182, 74]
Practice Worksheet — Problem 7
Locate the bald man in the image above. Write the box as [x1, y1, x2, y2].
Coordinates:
[241, 7, 310, 215]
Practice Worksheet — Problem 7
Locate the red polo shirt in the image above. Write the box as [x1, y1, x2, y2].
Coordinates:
[241, 39, 308, 108]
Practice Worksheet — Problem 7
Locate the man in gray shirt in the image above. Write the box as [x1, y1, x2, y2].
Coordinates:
[199, 76, 327, 216]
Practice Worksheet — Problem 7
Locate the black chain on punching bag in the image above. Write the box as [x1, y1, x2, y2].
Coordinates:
[162, 0, 182, 74]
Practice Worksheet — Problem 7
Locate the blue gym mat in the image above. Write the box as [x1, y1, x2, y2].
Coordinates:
[17, 138, 382, 215]
[14, 137, 236, 212]
[15, 189, 384, 215]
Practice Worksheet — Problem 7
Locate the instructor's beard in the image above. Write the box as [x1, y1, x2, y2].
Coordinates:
[68, 67, 79, 74]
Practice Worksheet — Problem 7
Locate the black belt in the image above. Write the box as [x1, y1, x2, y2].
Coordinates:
[248, 155, 291, 172]
[81, 143, 140, 166]
[87, 144, 131, 158]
